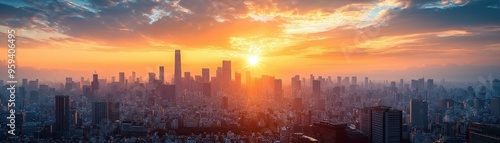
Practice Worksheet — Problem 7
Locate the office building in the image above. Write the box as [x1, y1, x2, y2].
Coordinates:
[202, 68, 210, 82]
[371, 106, 402, 143]
[55, 95, 70, 138]
[410, 99, 428, 130]
[158, 66, 164, 84]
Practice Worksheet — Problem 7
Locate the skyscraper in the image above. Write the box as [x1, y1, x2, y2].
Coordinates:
[119, 72, 125, 87]
[55, 95, 70, 138]
[410, 99, 428, 130]
[275, 79, 283, 100]
[371, 106, 402, 143]
[92, 101, 108, 125]
[91, 73, 99, 92]
[427, 79, 434, 91]
[491, 97, 500, 117]
[222, 60, 231, 86]
[174, 50, 181, 85]
[149, 72, 156, 84]
[352, 76, 357, 85]
[159, 66, 165, 84]
[131, 71, 136, 83]
[202, 68, 210, 83]
[492, 79, 500, 97]
[312, 80, 320, 97]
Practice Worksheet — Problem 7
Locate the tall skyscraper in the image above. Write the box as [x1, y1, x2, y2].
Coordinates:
[174, 50, 181, 85]
[427, 79, 434, 91]
[371, 106, 402, 143]
[55, 95, 70, 138]
[149, 72, 156, 84]
[119, 72, 125, 87]
[275, 79, 283, 100]
[65, 77, 73, 91]
[92, 101, 108, 125]
[131, 71, 136, 83]
[410, 99, 428, 130]
[312, 80, 320, 97]
[291, 75, 301, 97]
[91, 73, 99, 92]
[202, 68, 210, 83]
[108, 102, 120, 122]
[491, 97, 500, 117]
[159, 66, 165, 84]
[222, 60, 231, 86]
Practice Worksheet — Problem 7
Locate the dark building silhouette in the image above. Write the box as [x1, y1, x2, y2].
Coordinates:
[312, 80, 320, 97]
[174, 49, 182, 85]
[55, 95, 70, 138]
[467, 123, 500, 143]
[371, 106, 402, 143]
[222, 60, 231, 87]
[202, 68, 210, 83]
[91, 73, 99, 92]
[308, 121, 348, 143]
[92, 101, 108, 125]
[119, 72, 125, 87]
[410, 99, 428, 130]
[159, 66, 165, 84]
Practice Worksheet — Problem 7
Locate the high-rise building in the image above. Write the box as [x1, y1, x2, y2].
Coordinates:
[275, 79, 283, 100]
[371, 106, 402, 143]
[312, 80, 320, 97]
[427, 79, 434, 91]
[131, 71, 136, 83]
[22, 78, 28, 87]
[55, 95, 70, 138]
[159, 66, 164, 84]
[410, 99, 428, 130]
[148, 72, 156, 84]
[65, 77, 73, 91]
[92, 101, 108, 125]
[291, 75, 301, 97]
[491, 97, 500, 117]
[365, 77, 369, 87]
[174, 50, 182, 85]
[108, 102, 120, 122]
[91, 73, 99, 92]
[222, 60, 231, 86]
[119, 72, 125, 87]
[202, 68, 210, 83]
[352, 76, 357, 85]
[360, 107, 371, 137]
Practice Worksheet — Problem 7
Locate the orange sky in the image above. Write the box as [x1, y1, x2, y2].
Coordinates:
[0, 0, 499, 82]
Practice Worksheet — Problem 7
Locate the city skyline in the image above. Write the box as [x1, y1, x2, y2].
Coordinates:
[0, 0, 500, 82]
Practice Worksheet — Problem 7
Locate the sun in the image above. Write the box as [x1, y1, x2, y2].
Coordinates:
[248, 55, 259, 66]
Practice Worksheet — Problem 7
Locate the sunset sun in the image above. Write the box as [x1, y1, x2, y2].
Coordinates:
[248, 55, 260, 66]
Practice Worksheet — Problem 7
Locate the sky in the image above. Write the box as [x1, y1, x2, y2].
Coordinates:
[0, 0, 499, 83]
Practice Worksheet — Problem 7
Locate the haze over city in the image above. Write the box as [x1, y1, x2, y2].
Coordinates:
[1, 0, 500, 143]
